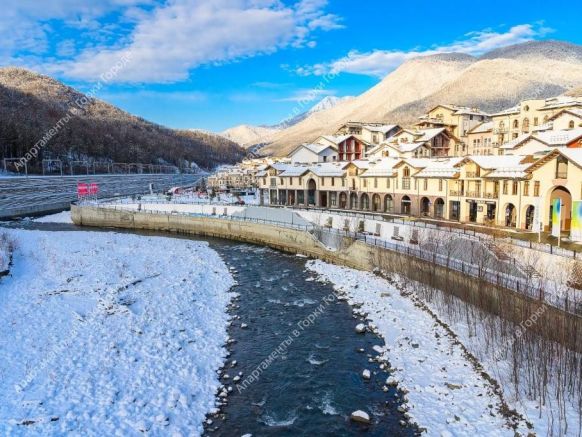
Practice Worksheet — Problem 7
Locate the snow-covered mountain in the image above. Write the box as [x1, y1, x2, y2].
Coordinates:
[272, 95, 354, 129]
[220, 95, 353, 148]
[260, 40, 582, 157]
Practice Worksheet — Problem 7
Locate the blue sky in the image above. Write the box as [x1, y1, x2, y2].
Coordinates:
[2, 0, 581, 131]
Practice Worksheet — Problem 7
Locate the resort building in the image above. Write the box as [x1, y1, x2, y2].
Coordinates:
[491, 96, 582, 145]
[257, 148, 582, 240]
[416, 104, 490, 154]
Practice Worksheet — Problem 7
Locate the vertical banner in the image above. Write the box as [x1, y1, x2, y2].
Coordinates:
[571, 200, 582, 243]
[551, 198, 562, 238]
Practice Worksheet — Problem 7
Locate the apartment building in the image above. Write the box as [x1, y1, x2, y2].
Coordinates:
[491, 96, 582, 145]
[416, 104, 490, 154]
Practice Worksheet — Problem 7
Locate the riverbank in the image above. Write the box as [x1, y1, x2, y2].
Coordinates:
[0, 228, 235, 435]
[308, 260, 582, 436]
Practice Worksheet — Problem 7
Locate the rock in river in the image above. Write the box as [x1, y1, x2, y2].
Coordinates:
[350, 410, 371, 424]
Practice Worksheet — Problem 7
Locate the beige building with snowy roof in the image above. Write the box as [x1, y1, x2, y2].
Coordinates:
[491, 96, 582, 145]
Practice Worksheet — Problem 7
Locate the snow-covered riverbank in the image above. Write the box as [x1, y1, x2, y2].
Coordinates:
[0, 229, 235, 435]
[307, 260, 533, 436]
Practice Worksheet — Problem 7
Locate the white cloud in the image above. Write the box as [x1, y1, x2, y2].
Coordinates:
[300, 23, 553, 78]
[0, 0, 150, 60]
[48, 0, 342, 83]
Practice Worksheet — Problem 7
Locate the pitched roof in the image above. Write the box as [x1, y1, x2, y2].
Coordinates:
[362, 124, 399, 134]
[534, 128, 582, 146]
[360, 157, 401, 177]
[467, 121, 494, 134]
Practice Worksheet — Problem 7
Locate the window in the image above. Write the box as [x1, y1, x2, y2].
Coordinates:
[363, 179, 367, 188]
[299, 177, 303, 185]
[342, 178, 345, 187]
[569, 120, 575, 129]
[524, 105, 529, 111]
[263, 177, 266, 185]
[522, 118, 530, 132]
[512, 181, 518, 195]
[321, 178, 325, 186]
[424, 179, 428, 190]
[386, 178, 390, 189]
[534, 181, 540, 197]
[513, 119, 519, 129]
[523, 181, 529, 196]
[503, 181, 508, 195]
[439, 179, 443, 191]
[280, 177, 283, 185]
[331, 177, 335, 187]
[534, 117, 539, 126]
[403, 167, 410, 177]
[374, 178, 378, 188]
[290, 177, 293, 185]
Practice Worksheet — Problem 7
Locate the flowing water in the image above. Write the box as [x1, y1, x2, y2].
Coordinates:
[1, 218, 414, 436]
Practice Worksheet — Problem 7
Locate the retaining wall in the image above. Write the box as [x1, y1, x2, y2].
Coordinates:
[72, 205, 581, 352]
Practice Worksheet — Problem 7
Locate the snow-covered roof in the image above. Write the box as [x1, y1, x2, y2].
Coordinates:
[414, 127, 448, 142]
[541, 97, 582, 111]
[485, 164, 530, 179]
[360, 157, 400, 177]
[500, 133, 532, 149]
[318, 135, 350, 144]
[559, 148, 582, 168]
[362, 124, 398, 134]
[279, 162, 346, 177]
[490, 105, 520, 117]
[292, 143, 336, 156]
[457, 155, 525, 170]
[398, 142, 426, 152]
[467, 121, 494, 134]
[534, 128, 582, 146]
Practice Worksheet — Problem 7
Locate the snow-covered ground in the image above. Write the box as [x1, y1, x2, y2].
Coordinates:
[33, 211, 73, 224]
[307, 260, 533, 436]
[0, 229, 235, 435]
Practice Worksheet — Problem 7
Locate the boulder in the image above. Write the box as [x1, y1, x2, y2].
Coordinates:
[355, 323, 366, 334]
[362, 369, 371, 380]
[350, 410, 371, 424]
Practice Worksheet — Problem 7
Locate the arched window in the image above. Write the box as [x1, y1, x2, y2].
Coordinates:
[403, 167, 410, 177]
[522, 118, 530, 132]
[569, 120, 575, 129]
[543, 115, 549, 123]
[513, 119, 519, 129]
[499, 121, 505, 129]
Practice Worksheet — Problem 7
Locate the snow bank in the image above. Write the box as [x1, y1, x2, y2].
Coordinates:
[34, 211, 73, 224]
[306, 260, 531, 436]
[0, 230, 235, 436]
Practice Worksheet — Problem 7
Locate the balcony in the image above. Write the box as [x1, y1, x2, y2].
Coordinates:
[494, 128, 508, 134]
[483, 192, 498, 199]
[450, 190, 464, 196]
[465, 191, 481, 198]
[465, 171, 480, 178]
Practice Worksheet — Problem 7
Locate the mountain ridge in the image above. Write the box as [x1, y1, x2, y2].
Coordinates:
[0, 67, 244, 171]
[260, 40, 582, 156]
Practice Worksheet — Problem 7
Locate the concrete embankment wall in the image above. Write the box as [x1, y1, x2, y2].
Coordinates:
[72, 205, 581, 352]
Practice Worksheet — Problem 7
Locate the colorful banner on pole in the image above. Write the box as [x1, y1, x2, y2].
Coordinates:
[551, 198, 561, 238]
[571, 200, 582, 243]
